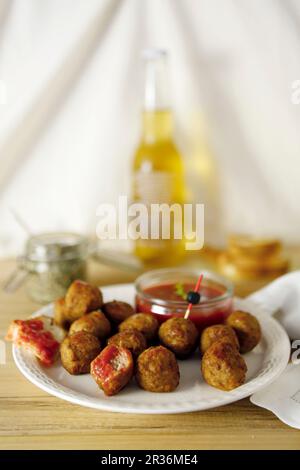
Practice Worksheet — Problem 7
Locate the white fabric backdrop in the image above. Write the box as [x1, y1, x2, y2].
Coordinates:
[0, 0, 300, 256]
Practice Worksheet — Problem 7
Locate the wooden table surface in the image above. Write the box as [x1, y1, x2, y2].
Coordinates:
[1, 256, 300, 450]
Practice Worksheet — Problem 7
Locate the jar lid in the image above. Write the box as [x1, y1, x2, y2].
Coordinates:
[24, 232, 89, 262]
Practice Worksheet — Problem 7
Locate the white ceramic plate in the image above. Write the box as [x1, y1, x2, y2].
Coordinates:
[12, 283, 290, 414]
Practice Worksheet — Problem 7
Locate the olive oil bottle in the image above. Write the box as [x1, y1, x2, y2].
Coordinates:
[132, 49, 186, 264]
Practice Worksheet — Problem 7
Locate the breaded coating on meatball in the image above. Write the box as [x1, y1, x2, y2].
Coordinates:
[102, 300, 135, 325]
[69, 311, 111, 340]
[65, 280, 103, 321]
[201, 340, 247, 391]
[54, 297, 71, 330]
[107, 329, 147, 359]
[158, 317, 199, 359]
[119, 313, 158, 342]
[226, 310, 261, 353]
[91, 344, 134, 396]
[136, 346, 180, 393]
[200, 324, 239, 356]
[60, 331, 101, 375]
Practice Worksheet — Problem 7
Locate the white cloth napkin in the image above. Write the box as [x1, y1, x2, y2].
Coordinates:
[250, 364, 300, 429]
[248, 271, 300, 340]
[247, 271, 300, 429]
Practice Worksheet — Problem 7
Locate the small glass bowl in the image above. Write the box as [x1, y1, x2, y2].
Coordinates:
[20, 232, 89, 303]
[135, 268, 234, 332]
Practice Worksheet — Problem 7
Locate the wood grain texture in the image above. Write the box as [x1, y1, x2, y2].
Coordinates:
[0, 256, 299, 450]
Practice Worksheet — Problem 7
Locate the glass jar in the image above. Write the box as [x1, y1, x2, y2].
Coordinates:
[135, 268, 234, 332]
[19, 232, 89, 303]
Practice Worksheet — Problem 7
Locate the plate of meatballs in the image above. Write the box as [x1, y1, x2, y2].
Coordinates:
[8, 278, 290, 414]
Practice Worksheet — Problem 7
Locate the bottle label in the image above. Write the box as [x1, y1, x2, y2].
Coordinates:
[132, 170, 184, 258]
[133, 170, 175, 204]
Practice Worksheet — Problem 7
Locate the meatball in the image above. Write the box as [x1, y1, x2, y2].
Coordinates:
[54, 297, 71, 330]
[200, 324, 239, 355]
[6, 315, 66, 367]
[226, 310, 261, 353]
[158, 317, 199, 359]
[136, 346, 180, 393]
[90, 344, 133, 396]
[201, 340, 247, 391]
[65, 280, 103, 321]
[69, 310, 111, 340]
[60, 331, 101, 375]
[102, 300, 135, 325]
[119, 313, 158, 342]
[107, 329, 147, 359]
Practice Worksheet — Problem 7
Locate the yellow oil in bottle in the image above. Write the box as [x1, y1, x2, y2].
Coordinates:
[132, 50, 186, 265]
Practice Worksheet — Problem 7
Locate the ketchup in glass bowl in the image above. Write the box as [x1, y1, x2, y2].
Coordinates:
[135, 268, 233, 332]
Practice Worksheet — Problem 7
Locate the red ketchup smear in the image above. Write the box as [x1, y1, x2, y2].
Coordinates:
[17, 319, 60, 366]
[91, 345, 122, 383]
[136, 282, 233, 332]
